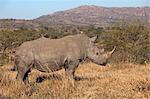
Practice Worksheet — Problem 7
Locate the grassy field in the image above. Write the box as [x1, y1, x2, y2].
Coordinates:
[0, 62, 150, 99]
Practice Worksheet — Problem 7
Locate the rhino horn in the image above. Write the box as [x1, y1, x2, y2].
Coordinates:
[108, 46, 116, 55]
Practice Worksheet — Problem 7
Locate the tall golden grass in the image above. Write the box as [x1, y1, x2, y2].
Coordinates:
[0, 63, 150, 99]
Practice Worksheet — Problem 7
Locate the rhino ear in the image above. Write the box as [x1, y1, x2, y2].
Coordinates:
[100, 48, 105, 53]
[90, 35, 98, 43]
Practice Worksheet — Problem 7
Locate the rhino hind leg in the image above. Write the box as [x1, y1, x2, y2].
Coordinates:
[16, 68, 26, 81]
[16, 61, 33, 84]
[16, 69, 31, 84]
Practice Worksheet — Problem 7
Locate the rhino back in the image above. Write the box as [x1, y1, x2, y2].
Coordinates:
[34, 34, 89, 61]
[16, 34, 90, 64]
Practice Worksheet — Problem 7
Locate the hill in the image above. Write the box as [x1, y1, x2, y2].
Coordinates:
[35, 5, 150, 27]
[0, 5, 149, 29]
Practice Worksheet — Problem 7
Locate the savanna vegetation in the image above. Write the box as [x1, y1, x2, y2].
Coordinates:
[0, 62, 150, 99]
[0, 22, 149, 99]
[0, 22, 149, 65]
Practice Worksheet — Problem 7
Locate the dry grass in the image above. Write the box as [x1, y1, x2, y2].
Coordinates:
[0, 63, 150, 99]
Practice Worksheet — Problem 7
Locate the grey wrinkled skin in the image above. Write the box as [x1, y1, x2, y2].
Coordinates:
[14, 34, 115, 83]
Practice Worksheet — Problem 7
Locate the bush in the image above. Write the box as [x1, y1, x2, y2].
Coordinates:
[101, 22, 150, 64]
[0, 29, 41, 65]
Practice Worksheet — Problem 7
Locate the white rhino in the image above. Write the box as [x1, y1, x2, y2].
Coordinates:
[14, 34, 115, 83]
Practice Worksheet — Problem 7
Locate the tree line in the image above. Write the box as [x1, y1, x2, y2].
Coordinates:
[0, 22, 149, 65]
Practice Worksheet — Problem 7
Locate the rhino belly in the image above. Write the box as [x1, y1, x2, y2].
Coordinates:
[34, 60, 63, 73]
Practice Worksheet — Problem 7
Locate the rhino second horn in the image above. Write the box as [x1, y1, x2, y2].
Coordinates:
[90, 35, 98, 42]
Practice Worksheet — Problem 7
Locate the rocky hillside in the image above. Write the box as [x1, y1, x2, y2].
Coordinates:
[35, 5, 150, 27]
[0, 5, 150, 29]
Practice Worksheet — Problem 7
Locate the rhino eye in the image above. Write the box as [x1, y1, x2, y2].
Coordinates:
[96, 52, 99, 55]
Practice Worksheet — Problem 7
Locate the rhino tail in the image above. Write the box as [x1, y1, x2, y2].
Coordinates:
[11, 58, 18, 71]
[11, 66, 16, 71]
[11, 64, 18, 71]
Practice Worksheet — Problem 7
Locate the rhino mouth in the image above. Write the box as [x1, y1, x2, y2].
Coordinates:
[99, 62, 107, 66]
[91, 59, 107, 66]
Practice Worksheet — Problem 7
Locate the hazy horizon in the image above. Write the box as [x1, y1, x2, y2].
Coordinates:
[0, 0, 149, 19]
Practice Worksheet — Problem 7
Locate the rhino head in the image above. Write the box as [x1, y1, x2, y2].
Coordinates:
[87, 36, 116, 66]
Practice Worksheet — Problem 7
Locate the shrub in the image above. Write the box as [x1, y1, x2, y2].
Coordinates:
[101, 22, 150, 64]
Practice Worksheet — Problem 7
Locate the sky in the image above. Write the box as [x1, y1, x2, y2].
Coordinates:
[0, 0, 149, 19]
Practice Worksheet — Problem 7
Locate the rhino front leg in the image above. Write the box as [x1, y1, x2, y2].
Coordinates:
[65, 60, 79, 85]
